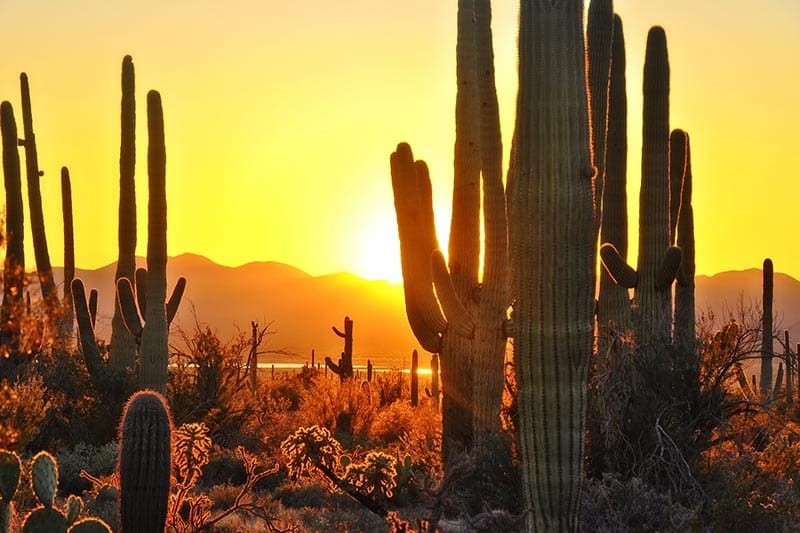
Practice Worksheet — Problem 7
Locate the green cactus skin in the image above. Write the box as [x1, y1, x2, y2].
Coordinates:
[19, 74, 58, 314]
[119, 390, 172, 533]
[597, 15, 631, 348]
[760, 258, 774, 399]
[60, 167, 75, 339]
[0, 102, 25, 352]
[22, 507, 67, 533]
[68, 519, 112, 533]
[325, 317, 354, 380]
[31, 452, 57, 508]
[600, 27, 681, 351]
[587, 0, 614, 237]
[65, 495, 81, 526]
[410, 349, 419, 407]
[673, 130, 696, 358]
[111, 55, 139, 370]
[0, 503, 10, 533]
[0, 449, 20, 532]
[510, 1, 595, 529]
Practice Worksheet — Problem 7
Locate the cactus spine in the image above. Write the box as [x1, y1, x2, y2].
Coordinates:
[760, 258, 774, 399]
[325, 316, 354, 380]
[0, 102, 24, 353]
[600, 27, 681, 351]
[19, 74, 58, 316]
[673, 129, 696, 357]
[60, 167, 75, 338]
[111, 55, 138, 370]
[118, 390, 172, 533]
[511, 1, 595, 529]
[410, 349, 419, 407]
[596, 15, 630, 347]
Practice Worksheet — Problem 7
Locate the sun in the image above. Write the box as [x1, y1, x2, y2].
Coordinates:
[355, 215, 403, 283]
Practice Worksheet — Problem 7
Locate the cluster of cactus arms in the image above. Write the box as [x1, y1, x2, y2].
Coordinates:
[600, 26, 682, 353]
[0, 449, 110, 533]
[325, 316, 354, 380]
[110, 55, 139, 370]
[118, 391, 173, 533]
[391, 0, 509, 472]
[0, 101, 25, 353]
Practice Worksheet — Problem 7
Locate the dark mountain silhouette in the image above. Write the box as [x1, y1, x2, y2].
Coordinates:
[40, 255, 800, 369]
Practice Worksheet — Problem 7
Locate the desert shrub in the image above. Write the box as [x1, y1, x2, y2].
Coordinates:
[0, 375, 49, 450]
[297, 378, 375, 447]
[581, 473, 697, 531]
[372, 370, 405, 407]
[57, 442, 118, 494]
[199, 445, 248, 488]
[369, 400, 418, 444]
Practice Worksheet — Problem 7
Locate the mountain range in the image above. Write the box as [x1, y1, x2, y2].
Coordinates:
[40, 254, 800, 369]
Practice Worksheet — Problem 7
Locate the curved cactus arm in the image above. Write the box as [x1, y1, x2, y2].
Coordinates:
[116, 278, 143, 340]
[431, 250, 474, 338]
[655, 246, 682, 290]
[71, 279, 103, 379]
[600, 243, 638, 289]
[134, 268, 148, 317]
[332, 326, 345, 338]
[166, 277, 186, 326]
[324, 357, 342, 376]
[88, 289, 98, 328]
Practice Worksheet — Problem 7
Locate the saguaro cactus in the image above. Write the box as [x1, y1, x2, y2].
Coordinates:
[785, 331, 793, 405]
[410, 349, 419, 407]
[510, 1, 595, 529]
[760, 258, 774, 399]
[600, 27, 681, 351]
[0, 102, 24, 352]
[118, 390, 172, 533]
[19, 74, 57, 313]
[597, 15, 630, 348]
[117, 91, 186, 394]
[111, 55, 139, 370]
[673, 130, 696, 357]
[60, 167, 75, 338]
[325, 316, 354, 380]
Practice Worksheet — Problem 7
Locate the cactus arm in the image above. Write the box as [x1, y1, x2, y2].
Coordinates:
[772, 363, 784, 401]
[88, 289, 98, 328]
[71, 279, 103, 380]
[669, 129, 687, 244]
[332, 326, 345, 338]
[61, 167, 75, 337]
[116, 278, 143, 340]
[135, 267, 148, 316]
[324, 357, 342, 376]
[431, 251, 474, 338]
[166, 277, 186, 325]
[655, 246, 682, 290]
[600, 243, 638, 288]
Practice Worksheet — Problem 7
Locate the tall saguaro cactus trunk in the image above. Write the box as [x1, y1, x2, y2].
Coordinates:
[596, 15, 630, 350]
[673, 130, 696, 358]
[19, 74, 58, 315]
[139, 91, 170, 393]
[60, 167, 75, 338]
[110, 55, 138, 370]
[760, 258, 774, 399]
[511, 1, 595, 529]
[0, 102, 24, 356]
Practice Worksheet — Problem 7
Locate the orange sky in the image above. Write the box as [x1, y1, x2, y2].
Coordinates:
[0, 1, 798, 283]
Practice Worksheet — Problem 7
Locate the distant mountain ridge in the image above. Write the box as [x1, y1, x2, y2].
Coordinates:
[37, 254, 800, 369]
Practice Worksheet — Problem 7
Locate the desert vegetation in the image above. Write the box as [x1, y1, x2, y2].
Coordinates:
[0, 1, 798, 532]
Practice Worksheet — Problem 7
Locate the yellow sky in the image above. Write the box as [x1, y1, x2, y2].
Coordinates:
[0, 1, 797, 283]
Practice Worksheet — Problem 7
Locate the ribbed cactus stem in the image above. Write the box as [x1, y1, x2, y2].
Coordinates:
[511, 1, 594, 529]
[410, 349, 419, 407]
[139, 90, 169, 393]
[60, 167, 75, 338]
[0, 102, 24, 350]
[674, 130, 696, 357]
[111, 55, 138, 370]
[19, 74, 57, 312]
[587, 0, 614, 236]
[325, 316, 354, 380]
[30, 452, 57, 508]
[760, 258, 774, 399]
[118, 390, 172, 533]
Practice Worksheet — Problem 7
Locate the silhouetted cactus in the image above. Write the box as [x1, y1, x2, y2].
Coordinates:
[510, 1, 595, 529]
[325, 316, 354, 380]
[19, 74, 58, 316]
[410, 349, 419, 407]
[60, 167, 75, 338]
[0, 450, 20, 533]
[118, 390, 172, 533]
[673, 130, 696, 357]
[0, 102, 24, 353]
[600, 27, 681, 351]
[117, 91, 186, 393]
[366, 359, 373, 383]
[111, 55, 139, 370]
[597, 15, 631, 348]
[785, 330, 793, 405]
[760, 258, 774, 399]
